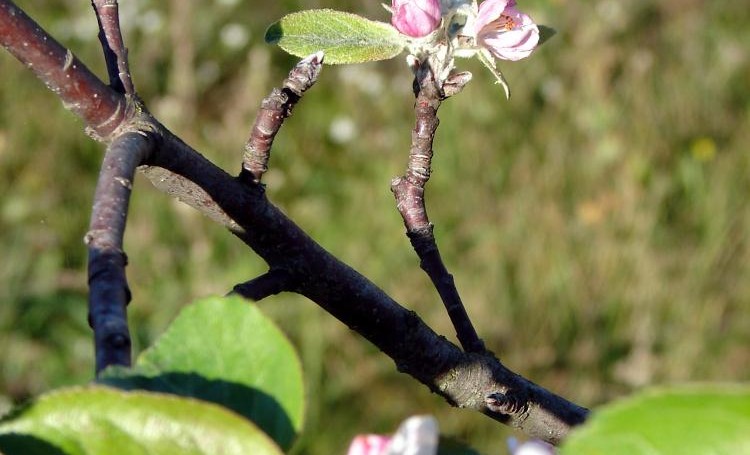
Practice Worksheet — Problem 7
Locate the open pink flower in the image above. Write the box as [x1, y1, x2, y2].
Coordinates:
[474, 0, 539, 61]
[391, 0, 442, 38]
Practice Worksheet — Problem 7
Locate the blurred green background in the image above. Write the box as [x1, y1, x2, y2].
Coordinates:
[1, 0, 748, 453]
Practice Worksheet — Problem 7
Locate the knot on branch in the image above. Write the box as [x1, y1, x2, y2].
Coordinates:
[486, 390, 530, 417]
[92, 318, 132, 371]
[391, 177, 430, 232]
[105, 332, 131, 350]
[85, 228, 127, 252]
[405, 153, 432, 185]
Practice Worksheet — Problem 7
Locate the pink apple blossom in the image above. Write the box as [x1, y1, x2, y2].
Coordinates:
[391, 0, 442, 38]
[346, 434, 392, 455]
[474, 0, 539, 61]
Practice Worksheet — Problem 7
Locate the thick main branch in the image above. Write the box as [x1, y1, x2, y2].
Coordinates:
[0, 0, 124, 139]
[140, 133, 588, 443]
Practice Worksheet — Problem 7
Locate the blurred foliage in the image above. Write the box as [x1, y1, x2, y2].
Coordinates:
[1, 0, 749, 454]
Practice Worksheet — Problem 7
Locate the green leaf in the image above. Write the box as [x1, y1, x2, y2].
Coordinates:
[561, 384, 750, 455]
[100, 296, 304, 451]
[537, 25, 557, 47]
[0, 386, 283, 455]
[265, 9, 406, 64]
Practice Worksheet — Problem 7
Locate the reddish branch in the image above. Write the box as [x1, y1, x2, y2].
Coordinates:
[91, 0, 135, 94]
[241, 51, 324, 184]
[391, 62, 483, 353]
[0, 0, 124, 140]
[0, 0, 589, 444]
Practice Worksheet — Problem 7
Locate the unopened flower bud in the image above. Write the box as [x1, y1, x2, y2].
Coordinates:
[391, 0, 442, 38]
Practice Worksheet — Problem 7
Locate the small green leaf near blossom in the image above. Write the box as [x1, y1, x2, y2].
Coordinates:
[265, 9, 407, 64]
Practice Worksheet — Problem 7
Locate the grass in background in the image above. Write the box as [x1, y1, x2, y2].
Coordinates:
[1, 0, 749, 453]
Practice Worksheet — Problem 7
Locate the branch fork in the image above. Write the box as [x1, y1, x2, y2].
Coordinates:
[391, 60, 484, 353]
[0, 0, 589, 444]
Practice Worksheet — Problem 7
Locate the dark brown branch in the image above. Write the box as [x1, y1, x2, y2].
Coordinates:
[139, 126, 588, 444]
[241, 51, 324, 184]
[230, 269, 294, 301]
[85, 132, 154, 374]
[391, 62, 483, 353]
[0, 0, 124, 140]
[91, 0, 135, 95]
[1, 7, 589, 443]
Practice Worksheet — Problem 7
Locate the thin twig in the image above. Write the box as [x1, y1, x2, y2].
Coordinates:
[240, 51, 324, 184]
[86, 132, 153, 374]
[391, 61, 484, 353]
[91, 0, 134, 95]
[230, 269, 293, 301]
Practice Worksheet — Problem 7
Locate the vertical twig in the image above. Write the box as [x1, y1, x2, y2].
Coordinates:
[391, 62, 484, 353]
[240, 51, 324, 184]
[86, 132, 153, 374]
[91, 0, 134, 95]
[85, 0, 146, 375]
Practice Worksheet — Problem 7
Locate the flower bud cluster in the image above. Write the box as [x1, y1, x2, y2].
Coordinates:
[392, 0, 540, 61]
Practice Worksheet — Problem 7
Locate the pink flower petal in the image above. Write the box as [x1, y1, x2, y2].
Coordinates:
[475, 0, 510, 32]
[391, 0, 442, 37]
[482, 28, 539, 60]
[346, 435, 392, 455]
[477, 3, 539, 61]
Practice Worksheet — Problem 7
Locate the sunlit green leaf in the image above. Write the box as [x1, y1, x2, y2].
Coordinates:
[100, 296, 304, 451]
[265, 9, 406, 64]
[0, 386, 283, 455]
[561, 384, 750, 455]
